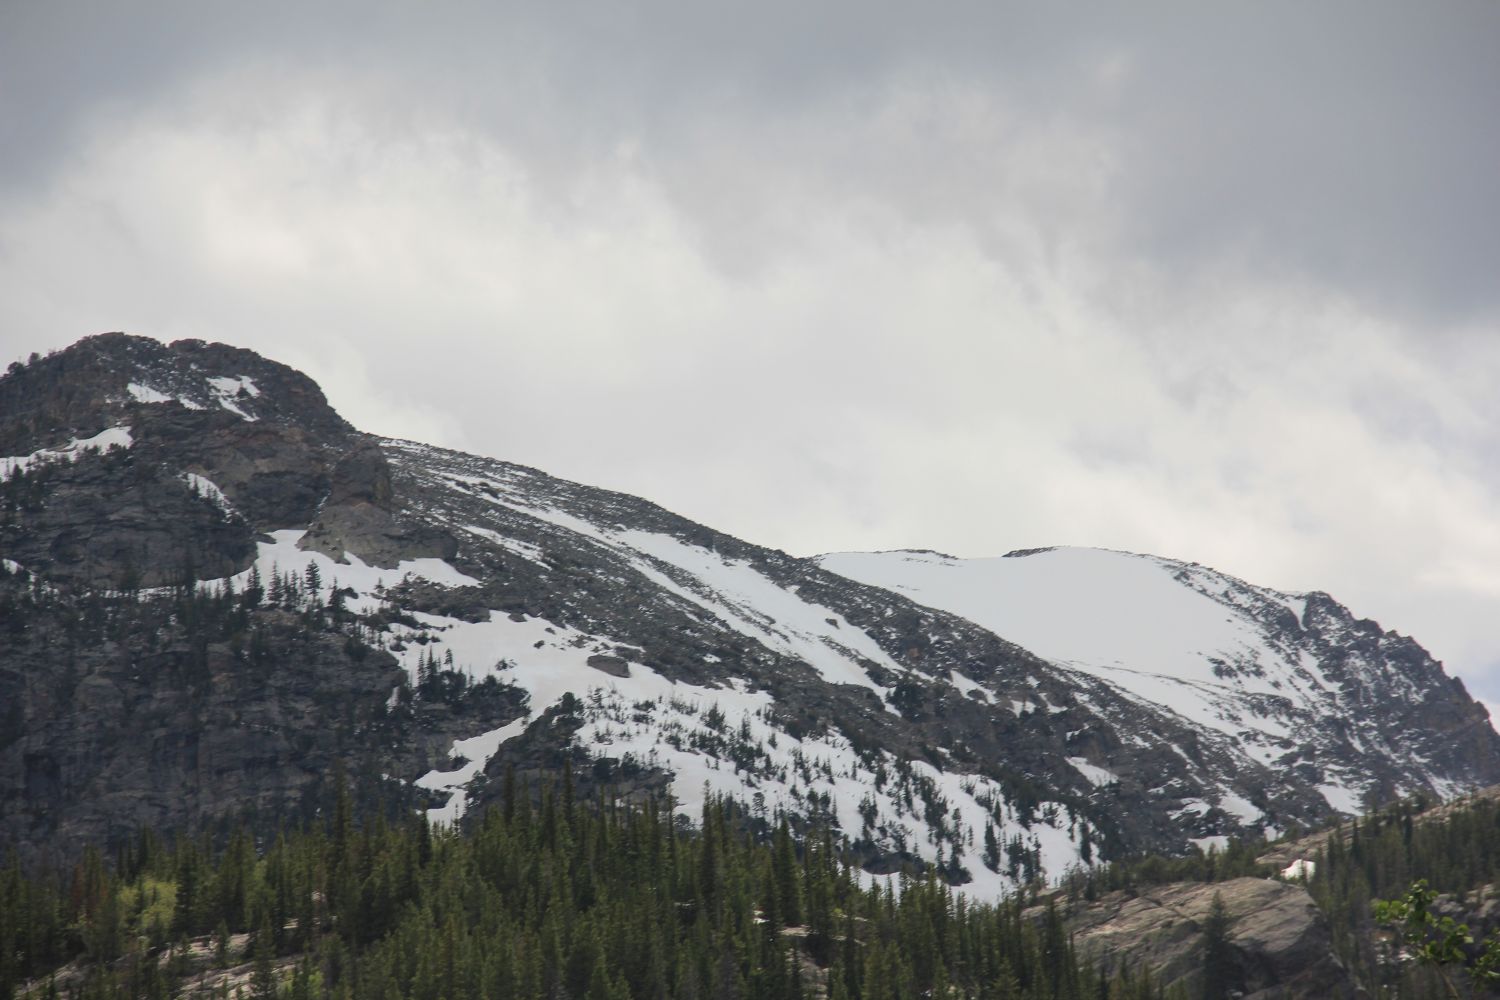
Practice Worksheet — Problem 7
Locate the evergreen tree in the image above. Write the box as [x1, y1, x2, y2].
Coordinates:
[251, 911, 278, 1000]
[1198, 892, 1234, 1000]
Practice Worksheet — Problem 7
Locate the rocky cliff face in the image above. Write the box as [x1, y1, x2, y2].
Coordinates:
[4, 333, 1499, 894]
[0, 333, 356, 589]
[1058, 877, 1363, 998]
[0, 535, 523, 863]
[0, 576, 394, 857]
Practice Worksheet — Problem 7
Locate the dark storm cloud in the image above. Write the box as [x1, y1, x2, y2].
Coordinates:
[5, 2, 1496, 320]
[1101, 4, 1500, 324]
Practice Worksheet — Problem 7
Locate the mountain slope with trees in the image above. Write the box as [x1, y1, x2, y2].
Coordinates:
[1, 776, 1174, 1000]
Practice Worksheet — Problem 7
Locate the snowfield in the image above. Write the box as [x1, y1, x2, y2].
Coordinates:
[815, 547, 1431, 823]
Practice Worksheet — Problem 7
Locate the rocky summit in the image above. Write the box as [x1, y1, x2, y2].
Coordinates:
[4, 333, 1499, 894]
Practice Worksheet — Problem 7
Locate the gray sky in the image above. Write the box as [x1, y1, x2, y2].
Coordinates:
[4, 2, 1500, 702]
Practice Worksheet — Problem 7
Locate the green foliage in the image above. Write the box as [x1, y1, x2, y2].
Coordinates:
[1374, 878, 1500, 999]
[1375, 879, 1471, 968]
[1281, 791, 1500, 998]
[116, 876, 177, 947]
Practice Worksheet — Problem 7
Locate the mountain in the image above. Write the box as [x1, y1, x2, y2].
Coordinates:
[3, 332, 1497, 896]
[815, 547, 1490, 817]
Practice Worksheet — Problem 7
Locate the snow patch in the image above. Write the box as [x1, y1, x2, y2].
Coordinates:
[182, 473, 235, 514]
[417, 717, 530, 825]
[206, 375, 260, 420]
[816, 547, 1389, 804]
[222, 530, 480, 610]
[127, 383, 174, 404]
[1316, 781, 1364, 815]
[618, 529, 900, 692]
[2, 426, 133, 478]
[486, 496, 900, 694]
[818, 547, 1311, 739]
[1066, 757, 1118, 788]
[462, 524, 547, 566]
[127, 381, 205, 409]
[949, 670, 993, 703]
[1217, 791, 1263, 825]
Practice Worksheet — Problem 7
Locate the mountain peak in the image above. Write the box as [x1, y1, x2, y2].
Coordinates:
[1, 333, 362, 588]
[0, 332, 352, 454]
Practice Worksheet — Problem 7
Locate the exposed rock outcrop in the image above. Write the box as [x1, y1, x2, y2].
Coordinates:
[1064, 877, 1364, 999]
[301, 441, 458, 568]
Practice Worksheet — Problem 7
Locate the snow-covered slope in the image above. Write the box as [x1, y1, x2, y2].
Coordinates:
[817, 547, 1483, 817]
[359, 440, 1107, 897]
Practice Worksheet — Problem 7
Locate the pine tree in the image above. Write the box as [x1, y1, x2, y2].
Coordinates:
[771, 819, 802, 927]
[251, 911, 277, 1000]
[174, 847, 201, 936]
[1198, 892, 1234, 1000]
[244, 565, 263, 609]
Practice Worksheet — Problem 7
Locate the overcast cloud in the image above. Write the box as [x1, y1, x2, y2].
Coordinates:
[3, 2, 1499, 702]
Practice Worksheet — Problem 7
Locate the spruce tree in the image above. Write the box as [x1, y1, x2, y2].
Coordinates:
[1198, 892, 1234, 1000]
[250, 911, 277, 1000]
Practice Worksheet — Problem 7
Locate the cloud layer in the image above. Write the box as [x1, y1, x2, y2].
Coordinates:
[3, 2, 1498, 697]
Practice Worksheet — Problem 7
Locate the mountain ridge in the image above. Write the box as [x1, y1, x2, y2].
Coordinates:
[3, 332, 1496, 897]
